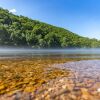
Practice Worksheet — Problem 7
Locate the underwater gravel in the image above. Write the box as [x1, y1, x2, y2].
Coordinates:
[0, 60, 100, 100]
[53, 60, 100, 81]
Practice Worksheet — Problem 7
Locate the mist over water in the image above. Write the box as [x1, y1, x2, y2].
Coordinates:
[0, 48, 100, 59]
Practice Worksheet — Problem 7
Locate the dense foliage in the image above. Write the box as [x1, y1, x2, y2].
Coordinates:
[0, 8, 100, 48]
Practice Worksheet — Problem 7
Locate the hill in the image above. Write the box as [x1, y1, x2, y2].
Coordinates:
[0, 7, 100, 48]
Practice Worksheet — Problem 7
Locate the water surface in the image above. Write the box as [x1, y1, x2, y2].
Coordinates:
[0, 48, 100, 59]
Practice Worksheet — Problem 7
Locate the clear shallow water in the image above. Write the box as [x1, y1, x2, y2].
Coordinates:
[54, 60, 100, 79]
[0, 48, 100, 94]
[53, 60, 100, 87]
[0, 48, 100, 59]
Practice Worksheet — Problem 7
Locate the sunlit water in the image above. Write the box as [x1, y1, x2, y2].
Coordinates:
[0, 48, 100, 92]
[0, 48, 100, 59]
[0, 48, 98, 84]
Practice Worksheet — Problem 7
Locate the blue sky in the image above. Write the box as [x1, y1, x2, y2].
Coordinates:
[0, 0, 100, 39]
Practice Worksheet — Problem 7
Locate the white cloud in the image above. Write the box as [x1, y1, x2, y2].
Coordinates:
[9, 9, 17, 13]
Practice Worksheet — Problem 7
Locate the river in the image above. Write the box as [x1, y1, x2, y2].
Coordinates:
[0, 48, 100, 59]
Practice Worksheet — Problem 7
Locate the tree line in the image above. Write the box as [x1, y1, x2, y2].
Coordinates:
[0, 8, 100, 48]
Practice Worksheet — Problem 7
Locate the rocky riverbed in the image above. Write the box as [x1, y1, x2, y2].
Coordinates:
[0, 60, 100, 100]
[53, 60, 100, 85]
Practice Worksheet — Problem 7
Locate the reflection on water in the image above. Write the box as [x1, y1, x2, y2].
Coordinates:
[0, 48, 100, 59]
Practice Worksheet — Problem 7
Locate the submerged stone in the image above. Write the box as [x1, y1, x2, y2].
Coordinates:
[53, 60, 100, 82]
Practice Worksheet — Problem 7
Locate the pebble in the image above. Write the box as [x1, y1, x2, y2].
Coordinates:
[62, 85, 67, 89]
[97, 88, 100, 92]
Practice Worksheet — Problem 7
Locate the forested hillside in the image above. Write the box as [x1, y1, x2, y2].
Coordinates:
[0, 8, 100, 48]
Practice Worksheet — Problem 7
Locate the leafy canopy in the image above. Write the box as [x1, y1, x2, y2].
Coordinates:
[0, 7, 100, 48]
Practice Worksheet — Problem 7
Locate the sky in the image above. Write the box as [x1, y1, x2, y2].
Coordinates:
[0, 0, 100, 39]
